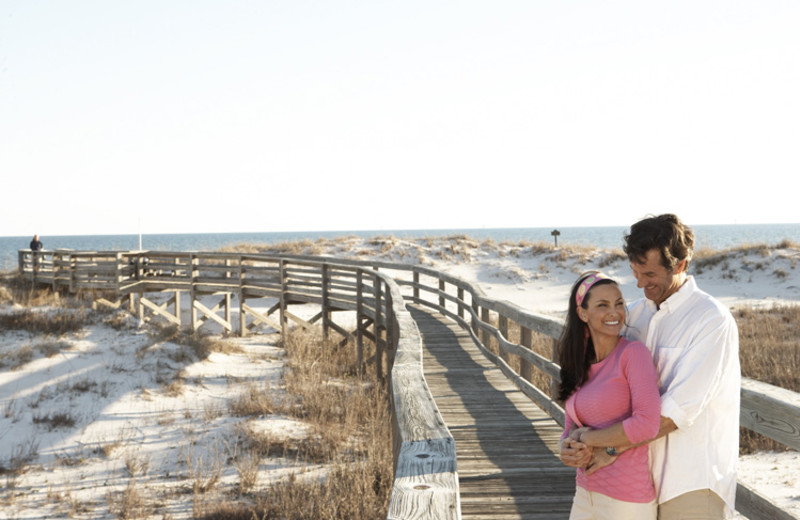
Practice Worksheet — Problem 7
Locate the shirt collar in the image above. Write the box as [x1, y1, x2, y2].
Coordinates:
[654, 275, 696, 313]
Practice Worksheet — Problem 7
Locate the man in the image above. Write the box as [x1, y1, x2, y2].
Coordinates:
[30, 234, 43, 252]
[30, 234, 43, 273]
[618, 214, 740, 519]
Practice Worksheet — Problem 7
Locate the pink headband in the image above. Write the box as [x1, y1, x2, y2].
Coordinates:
[575, 272, 612, 307]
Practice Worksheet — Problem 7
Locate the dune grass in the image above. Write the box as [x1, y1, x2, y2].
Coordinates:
[197, 329, 392, 520]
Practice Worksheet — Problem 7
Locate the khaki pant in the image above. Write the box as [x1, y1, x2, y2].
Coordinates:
[658, 489, 726, 520]
[569, 486, 657, 520]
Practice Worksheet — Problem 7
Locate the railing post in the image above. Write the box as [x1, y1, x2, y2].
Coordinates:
[438, 277, 446, 310]
[385, 280, 394, 361]
[481, 307, 491, 349]
[374, 273, 384, 383]
[471, 299, 479, 336]
[550, 338, 560, 399]
[190, 255, 198, 333]
[279, 259, 288, 339]
[457, 287, 464, 319]
[174, 291, 182, 328]
[238, 256, 246, 337]
[520, 325, 533, 382]
[413, 271, 420, 302]
[356, 269, 364, 376]
[224, 292, 231, 330]
[51, 251, 60, 293]
[69, 254, 76, 294]
[115, 253, 123, 293]
[322, 263, 330, 341]
[498, 314, 509, 363]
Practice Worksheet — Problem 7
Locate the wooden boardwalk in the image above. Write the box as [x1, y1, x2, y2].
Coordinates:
[410, 306, 576, 519]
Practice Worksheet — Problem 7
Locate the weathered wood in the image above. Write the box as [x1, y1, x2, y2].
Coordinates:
[139, 295, 181, 326]
[389, 306, 460, 520]
[241, 303, 282, 332]
[413, 306, 574, 519]
[519, 326, 533, 382]
[192, 296, 232, 332]
[741, 378, 800, 452]
[737, 482, 800, 520]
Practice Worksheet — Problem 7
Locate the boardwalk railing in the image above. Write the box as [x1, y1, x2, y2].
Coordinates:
[19, 250, 800, 520]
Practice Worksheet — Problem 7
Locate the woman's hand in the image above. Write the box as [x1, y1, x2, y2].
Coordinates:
[569, 426, 592, 444]
[559, 438, 593, 468]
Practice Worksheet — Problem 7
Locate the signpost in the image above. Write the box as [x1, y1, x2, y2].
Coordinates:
[551, 229, 560, 247]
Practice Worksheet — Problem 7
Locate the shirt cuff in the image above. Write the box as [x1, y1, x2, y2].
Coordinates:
[661, 394, 689, 430]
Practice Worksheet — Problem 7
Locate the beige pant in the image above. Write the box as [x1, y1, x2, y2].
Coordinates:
[658, 489, 726, 520]
[569, 486, 657, 520]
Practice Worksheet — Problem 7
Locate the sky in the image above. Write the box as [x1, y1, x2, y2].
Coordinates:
[1, 1, 799, 237]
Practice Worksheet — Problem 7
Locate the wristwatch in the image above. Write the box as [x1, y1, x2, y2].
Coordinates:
[605, 446, 617, 456]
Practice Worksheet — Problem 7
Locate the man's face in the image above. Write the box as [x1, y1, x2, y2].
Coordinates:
[630, 249, 685, 305]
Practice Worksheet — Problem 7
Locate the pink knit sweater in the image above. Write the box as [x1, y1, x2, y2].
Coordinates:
[562, 338, 661, 503]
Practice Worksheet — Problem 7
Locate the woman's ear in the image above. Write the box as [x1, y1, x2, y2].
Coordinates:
[577, 308, 589, 323]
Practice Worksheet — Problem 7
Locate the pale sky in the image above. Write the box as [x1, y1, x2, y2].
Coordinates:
[1, 1, 798, 237]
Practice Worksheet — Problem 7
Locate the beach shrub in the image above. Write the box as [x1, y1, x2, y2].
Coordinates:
[0, 308, 90, 336]
[32, 411, 77, 431]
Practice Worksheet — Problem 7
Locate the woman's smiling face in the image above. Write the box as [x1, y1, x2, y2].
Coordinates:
[578, 283, 625, 339]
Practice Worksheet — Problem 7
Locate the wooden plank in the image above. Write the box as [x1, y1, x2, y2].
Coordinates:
[192, 298, 232, 332]
[737, 482, 800, 520]
[242, 303, 282, 331]
[741, 377, 800, 451]
[140, 296, 181, 326]
[410, 306, 575, 520]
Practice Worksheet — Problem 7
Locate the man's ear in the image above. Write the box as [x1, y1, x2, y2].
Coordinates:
[676, 259, 687, 273]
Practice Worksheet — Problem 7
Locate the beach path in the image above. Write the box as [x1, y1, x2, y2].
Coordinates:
[411, 305, 576, 519]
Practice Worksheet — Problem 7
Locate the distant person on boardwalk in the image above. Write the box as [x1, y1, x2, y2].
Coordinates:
[29, 234, 43, 273]
[579, 214, 741, 520]
[557, 271, 662, 519]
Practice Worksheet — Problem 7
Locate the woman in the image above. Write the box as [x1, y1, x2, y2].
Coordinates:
[557, 271, 661, 520]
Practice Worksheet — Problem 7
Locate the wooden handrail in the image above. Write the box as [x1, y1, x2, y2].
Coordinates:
[18, 249, 800, 520]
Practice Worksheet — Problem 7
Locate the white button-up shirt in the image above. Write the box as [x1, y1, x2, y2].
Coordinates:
[624, 276, 740, 517]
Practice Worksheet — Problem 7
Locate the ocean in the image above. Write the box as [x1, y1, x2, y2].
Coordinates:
[2, 223, 800, 272]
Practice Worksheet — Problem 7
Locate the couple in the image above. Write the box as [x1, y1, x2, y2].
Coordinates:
[557, 214, 741, 520]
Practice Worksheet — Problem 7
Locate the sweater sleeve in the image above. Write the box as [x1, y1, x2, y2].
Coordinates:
[621, 341, 661, 444]
[561, 405, 575, 440]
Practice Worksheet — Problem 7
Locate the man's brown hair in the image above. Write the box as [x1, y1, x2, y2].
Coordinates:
[623, 214, 694, 272]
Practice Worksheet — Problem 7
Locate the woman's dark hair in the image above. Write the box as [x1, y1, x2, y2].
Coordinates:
[623, 213, 694, 272]
[557, 271, 618, 402]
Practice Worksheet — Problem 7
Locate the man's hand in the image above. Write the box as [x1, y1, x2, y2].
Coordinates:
[585, 446, 617, 475]
[559, 438, 592, 468]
